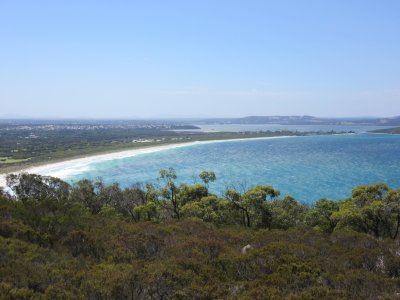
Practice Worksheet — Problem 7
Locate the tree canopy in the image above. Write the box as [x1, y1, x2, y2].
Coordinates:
[1, 172, 400, 299]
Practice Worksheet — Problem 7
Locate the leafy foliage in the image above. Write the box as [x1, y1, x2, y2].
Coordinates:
[1, 172, 400, 299]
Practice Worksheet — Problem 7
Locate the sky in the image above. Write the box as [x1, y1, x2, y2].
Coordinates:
[0, 0, 399, 119]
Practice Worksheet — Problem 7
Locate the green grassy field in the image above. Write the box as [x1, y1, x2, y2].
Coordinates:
[0, 157, 31, 164]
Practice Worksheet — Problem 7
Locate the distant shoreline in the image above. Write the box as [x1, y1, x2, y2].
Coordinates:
[368, 127, 400, 135]
[0, 135, 298, 189]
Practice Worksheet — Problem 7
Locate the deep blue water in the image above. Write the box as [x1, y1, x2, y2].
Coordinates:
[67, 133, 400, 204]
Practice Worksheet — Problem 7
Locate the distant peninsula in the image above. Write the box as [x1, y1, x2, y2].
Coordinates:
[369, 127, 400, 134]
[195, 115, 400, 126]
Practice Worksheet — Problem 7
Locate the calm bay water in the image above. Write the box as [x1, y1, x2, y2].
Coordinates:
[67, 133, 400, 204]
[196, 124, 393, 133]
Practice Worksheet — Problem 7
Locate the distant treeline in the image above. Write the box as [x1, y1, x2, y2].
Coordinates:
[370, 127, 400, 134]
[1, 171, 400, 299]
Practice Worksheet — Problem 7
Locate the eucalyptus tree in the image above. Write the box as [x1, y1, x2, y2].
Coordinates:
[225, 185, 280, 227]
[270, 195, 308, 229]
[70, 179, 102, 214]
[305, 199, 339, 233]
[181, 195, 229, 224]
[6, 173, 70, 202]
[332, 183, 400, 239]
[199, 170, 216, 188]
[178, 183, 208, 205]
[118, 185, 147, 220]
[159, 168, 181, 219]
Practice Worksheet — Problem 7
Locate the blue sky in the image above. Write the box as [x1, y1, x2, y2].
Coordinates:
[1, 0, 399, 118]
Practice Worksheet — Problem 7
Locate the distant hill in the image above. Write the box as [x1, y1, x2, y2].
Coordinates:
[195, 115, 400, 126]
[2, 116, 400, 126]
[370, 127, 400, 134]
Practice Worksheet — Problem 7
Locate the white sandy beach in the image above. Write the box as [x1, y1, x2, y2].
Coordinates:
[0, 136, 295, 189]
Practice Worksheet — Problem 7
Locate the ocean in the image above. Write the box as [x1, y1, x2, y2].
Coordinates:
[66, 132, 400, 204]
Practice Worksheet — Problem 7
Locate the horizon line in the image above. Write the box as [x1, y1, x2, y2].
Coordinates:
[0, 115, 400, 121]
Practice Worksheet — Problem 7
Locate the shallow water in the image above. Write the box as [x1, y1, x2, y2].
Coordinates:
[66, 133, 400, 204]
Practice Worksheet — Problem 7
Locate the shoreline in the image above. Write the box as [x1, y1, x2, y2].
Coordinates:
[0, 135, 296, 189]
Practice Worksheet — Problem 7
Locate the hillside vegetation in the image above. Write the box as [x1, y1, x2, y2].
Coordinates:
[1, 171, 400, 299]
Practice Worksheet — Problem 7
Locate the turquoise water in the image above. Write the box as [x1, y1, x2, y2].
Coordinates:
[68, 133, 400, 204]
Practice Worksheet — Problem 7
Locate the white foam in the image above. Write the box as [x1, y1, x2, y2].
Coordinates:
[0, 174, 6, 189]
